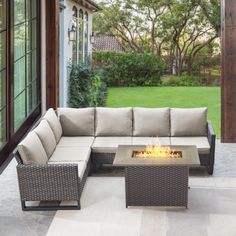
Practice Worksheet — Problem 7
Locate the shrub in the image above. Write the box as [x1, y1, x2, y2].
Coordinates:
[161, 74, 201, 86]
[93, 51, 166, 87]
[67, 63, 106, 108]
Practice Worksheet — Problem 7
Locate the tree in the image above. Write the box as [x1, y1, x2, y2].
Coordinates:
[160, 0, 218, 75]
[93, 0, 220, 75]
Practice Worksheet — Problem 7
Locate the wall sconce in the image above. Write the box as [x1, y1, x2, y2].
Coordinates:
[68, 21, 76, 42]
[90, 32, 95, 44]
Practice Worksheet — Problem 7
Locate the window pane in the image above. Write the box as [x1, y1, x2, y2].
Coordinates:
[32, 19, 37, 50]
[14, 23, 26, 61]
[32, 79, 37, 108]
[14, 57, 26, 97]
[26, 84, 32, 114]
[13, 0, 38, 132]
[84, 13, 88, 61]
[14, 0, 25, 24]
[14, 91, 26, 130]
[26, 21, 31, 52]
[31, 0, 36, 18]
[0, 0, 6, 30]
[32, 49, 37, 79]
[26, 53, 31, 85]
[79, 10, 83, 62]
[0, 70, 6, 108]
[0, 31, 6, 70]
[26, 0, 31, 20]
[72, 18, 77, 64]
[0, 108, 6, 146]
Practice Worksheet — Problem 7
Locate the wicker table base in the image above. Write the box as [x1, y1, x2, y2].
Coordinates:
[125, 166, 189, 208]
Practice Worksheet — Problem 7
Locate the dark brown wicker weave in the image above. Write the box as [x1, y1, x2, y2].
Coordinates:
[91, 152, 115, 172]
[15, 151, 90, 211]
[202, 122, 215, 175]
[125, 166, 189, 208]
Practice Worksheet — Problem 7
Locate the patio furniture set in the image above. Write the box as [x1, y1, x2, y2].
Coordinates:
[14, 107, 215, 210]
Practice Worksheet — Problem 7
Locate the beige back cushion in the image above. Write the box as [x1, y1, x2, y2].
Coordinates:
[43, 108, 62, 143]
[133, 108, 170, 136]
[34, 120, 56, 157]
[18, 131, 48, 165]
[57, 107, 95, 136]
[95, 107, 133, 136]
[171, 108, 207, 136]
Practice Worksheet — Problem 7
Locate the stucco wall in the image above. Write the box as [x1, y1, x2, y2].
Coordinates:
[59, 0, 93, 107]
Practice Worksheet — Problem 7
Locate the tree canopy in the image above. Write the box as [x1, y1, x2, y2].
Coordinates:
[93, 0, 221, 75]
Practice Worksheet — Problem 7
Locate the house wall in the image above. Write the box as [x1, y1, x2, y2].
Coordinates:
[59, 0, 93, 107]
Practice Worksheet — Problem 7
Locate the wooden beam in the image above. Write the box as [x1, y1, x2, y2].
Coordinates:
[221, 0, 236, 142]
[45, 0, 60, 109]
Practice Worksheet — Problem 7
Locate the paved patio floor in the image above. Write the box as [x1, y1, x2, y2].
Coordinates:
[1, 140, 236, 236]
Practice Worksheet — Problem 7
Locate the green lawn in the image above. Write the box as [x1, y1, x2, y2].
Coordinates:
[106, 87, 221, 137]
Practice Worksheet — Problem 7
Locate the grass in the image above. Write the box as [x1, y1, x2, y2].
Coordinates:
[106, 87, 221, 137]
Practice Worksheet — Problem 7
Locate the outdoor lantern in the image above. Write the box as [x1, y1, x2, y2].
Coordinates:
[90, 32, 95, 44]
[68, 22, 76, 42]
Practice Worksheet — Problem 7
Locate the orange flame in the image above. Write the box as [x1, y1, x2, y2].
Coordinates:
[133, 145, 181, 159]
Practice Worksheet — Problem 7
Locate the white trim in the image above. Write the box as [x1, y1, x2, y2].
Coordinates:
[59, 0, 94, 107]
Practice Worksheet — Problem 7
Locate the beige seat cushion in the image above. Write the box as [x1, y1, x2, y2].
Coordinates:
[34, 120, 56, 157]
[170, 108, 207, 136]
[95, 108, 133, 136]
[132, 137, 171, 146]
[170, 137, 210, 154]
[133, 108, 170, 136]
[18, 131, 48, 165]
[57, 136, 94, 147]
[43, 108, 62, 143]
[92, 137, 132, 153]
[49, 146, 91, 163]
[48, 161, 87, 178]
[57, 107, 95, 136]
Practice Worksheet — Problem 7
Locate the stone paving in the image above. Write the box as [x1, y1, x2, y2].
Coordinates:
[1, 139, 236, 236]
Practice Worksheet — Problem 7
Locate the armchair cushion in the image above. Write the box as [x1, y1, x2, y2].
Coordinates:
[57, 136, 94, 147]
[43, 108, 62, 143]
[49, 146, 91, 163]
[92, 137, 132, 153]
[57, 108, 95, 136]
[133, 108, 170, 136]
[34, 120, 56, 157]
[95, 107, 132, 136]
[170, 108, 207, 136]
[18, 131, 48, 165]
[170, 137, 210, 154]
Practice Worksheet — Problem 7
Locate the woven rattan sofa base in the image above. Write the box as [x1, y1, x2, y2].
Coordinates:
[91, 153, 115, 172]
[125, 166, 189, 208]
[16, 155, 91, 211]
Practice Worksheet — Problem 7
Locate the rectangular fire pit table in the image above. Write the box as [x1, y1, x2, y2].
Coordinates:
[113, 145, 200, 208]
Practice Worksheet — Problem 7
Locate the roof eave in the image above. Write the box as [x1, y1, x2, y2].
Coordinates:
[72, 0, 102, 12]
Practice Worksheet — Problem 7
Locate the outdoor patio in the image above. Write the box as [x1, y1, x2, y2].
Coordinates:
[1, 140, 236, 236]
[1, 0, 236, 235]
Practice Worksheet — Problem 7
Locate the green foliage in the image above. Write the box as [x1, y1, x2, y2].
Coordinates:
[161, 74, 201, 86]
[67, 63, 106, 108]
[93, 51, 166, 87]
[90, 71, 107, 107]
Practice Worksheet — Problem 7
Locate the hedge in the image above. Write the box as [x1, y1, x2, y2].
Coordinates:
[67, 63, 106, 108]
[93, 51, 166, 87]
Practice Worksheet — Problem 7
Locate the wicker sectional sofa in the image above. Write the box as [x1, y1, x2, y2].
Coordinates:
[15, 107, 215, 210]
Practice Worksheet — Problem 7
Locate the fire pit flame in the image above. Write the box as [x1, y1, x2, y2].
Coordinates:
[133, 145, 182, 159]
